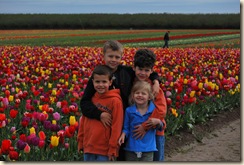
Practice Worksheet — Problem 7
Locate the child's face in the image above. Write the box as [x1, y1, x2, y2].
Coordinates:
[133, 89, 150, 106]
[104, 48, 122, 72]
[92, 74, 112, 94]
[133, 66, 153, 81]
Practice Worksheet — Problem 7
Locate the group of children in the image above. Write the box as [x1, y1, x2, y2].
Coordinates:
[77, 40, 167, 161]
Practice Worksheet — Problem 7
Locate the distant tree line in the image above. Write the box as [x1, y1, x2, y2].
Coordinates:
[0, 13, 240, 29]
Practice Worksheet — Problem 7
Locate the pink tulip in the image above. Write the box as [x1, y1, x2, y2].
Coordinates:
[24, 144, 30, 153]
[53, 112, 61, 121]
[165, 91, 172, 97]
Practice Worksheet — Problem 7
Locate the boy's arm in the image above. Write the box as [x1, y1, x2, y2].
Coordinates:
[141, 89, 167, 131]
[108, 99, 124, 158]
[149, 71, 161, 84]
[80, 78, 102, 120]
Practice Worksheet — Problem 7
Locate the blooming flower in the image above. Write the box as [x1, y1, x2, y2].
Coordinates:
[171, 108, 178, 117]
[16, 140, 27, 150]
[9, 109, 18, 119]
[69, 116, 76, 126]
[29, 127, 36, 135]
[51, 136, 59, 147]
[1, 139, 12, 154]
[9, 150, 19, 160]
[53, 112, 61, 121]
[24, 144, 31, 153]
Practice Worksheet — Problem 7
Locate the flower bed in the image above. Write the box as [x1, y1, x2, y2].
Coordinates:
[0, 46, 240, 161]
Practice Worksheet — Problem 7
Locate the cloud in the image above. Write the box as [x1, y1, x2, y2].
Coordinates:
[0, 0, 240, 14]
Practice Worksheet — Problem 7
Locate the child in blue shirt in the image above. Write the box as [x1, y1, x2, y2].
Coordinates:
[118, 81, 162, 161]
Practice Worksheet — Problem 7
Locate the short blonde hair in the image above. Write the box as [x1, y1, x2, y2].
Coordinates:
[129, 81, 154, 105]
[103, 40, 123, 55]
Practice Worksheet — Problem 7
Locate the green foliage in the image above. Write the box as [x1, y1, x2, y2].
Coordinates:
[0, 13, 240, 29]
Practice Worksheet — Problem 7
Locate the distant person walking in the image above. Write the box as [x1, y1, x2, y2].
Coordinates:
[163, 31, 170, 48]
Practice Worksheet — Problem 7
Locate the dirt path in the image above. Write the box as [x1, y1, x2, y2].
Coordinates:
[164, 108, 241, 162]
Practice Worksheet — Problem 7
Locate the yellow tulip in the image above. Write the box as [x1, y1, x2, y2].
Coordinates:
[69, 116, 76, 126]
[8, 95, 14, 102]
[52, 120, 57, 125]
[171, 108, 178, 118]
[15, 87, 19, 93]
[48, 83, 52, 88]
[51, 136, 59, 147]
[183, 79, 188, 84]
[189, 91, 195, 98]
[198, 82, 203, 90]
[39, 105, 43, 111]
[29, 127, 36, 135]
[50, 97, 55, 104]
[219, 73, 223, 80]
[235, 75, 238, 81]
[52, 89, 57, 96]
[228, 70, 232, 75]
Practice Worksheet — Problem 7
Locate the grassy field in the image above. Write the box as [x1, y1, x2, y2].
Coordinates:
[0, 29, 240, 48]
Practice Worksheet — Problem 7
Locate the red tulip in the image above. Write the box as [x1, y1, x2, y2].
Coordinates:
[9, 109, 18, 119]
[38, 140, 45, 148]
[166, 98, 172, 105]
[4, 90, 10, 97]
[24, 144, 30, 153]
[1, 139, 11, 154]
[9, 150, 19, 160]
[39, 131, 46, 140]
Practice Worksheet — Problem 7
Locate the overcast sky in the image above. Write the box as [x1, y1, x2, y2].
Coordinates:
[0, 0, 240, 14]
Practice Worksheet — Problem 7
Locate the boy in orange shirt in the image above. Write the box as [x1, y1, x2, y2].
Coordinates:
[77, 65, 124, 161]
[132, 49, 167, 161]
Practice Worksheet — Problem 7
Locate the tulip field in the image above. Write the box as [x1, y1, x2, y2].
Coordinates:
[0, 29, 241, 161]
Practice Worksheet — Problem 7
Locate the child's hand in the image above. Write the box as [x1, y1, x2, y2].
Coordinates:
[118, 133, 125, 146]
[152, 80, 160, 96]
[109, 155, 116, 161]
[146, 118, 161, 127]
[100, 112, 112, 127]
[133, 125, 146, 140]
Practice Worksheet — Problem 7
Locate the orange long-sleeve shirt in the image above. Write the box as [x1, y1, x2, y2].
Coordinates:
[135, 79, 167, 136]
[77, 89, 124, 157]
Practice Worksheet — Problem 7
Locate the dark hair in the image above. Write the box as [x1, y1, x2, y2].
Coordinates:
[103, 40, 123, 55]
[91, 65, 113, 80]
[133, 49, 156, 69]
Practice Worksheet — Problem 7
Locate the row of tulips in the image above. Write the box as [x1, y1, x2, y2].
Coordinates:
[124, 34, 240, 47]
[98, 31, 240, 44]
[0, 46, 240, 161]
[0, 29, 163, 40]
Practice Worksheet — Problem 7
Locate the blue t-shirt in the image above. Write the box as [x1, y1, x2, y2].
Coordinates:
[122, 101, 157, 152]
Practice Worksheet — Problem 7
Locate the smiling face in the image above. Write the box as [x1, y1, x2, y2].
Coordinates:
[132, 88, 150, 106]
[92, 74, 112, 94]
[134, 66, 153, 81]
[104, 48, 122, 72]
